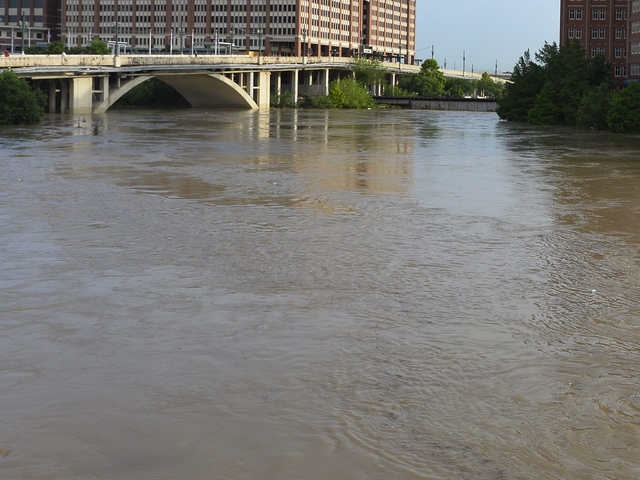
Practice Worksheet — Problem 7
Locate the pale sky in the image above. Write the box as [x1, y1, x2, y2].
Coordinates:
[415, 0, 560, 73]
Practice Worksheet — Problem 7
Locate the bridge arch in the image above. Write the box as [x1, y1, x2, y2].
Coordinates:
[93, 73, 258, 113]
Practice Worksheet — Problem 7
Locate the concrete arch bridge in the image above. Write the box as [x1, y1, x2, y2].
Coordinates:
[2, 55, 422, 114]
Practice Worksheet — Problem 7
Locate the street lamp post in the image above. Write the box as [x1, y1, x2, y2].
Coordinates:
[113, 15, 120, 56]
[230, 26, 234, 55]
[257, 28, 263, 59]
[463, 51, 466, 77]
[302, 26, 307, 57]
[19, 12, 25, 52]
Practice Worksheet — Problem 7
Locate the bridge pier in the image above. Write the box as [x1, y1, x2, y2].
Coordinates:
[48, 80, 57, 113]
[69, 77, 94, 115]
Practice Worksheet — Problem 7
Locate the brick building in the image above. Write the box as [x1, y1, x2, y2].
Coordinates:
[560, 0, 637, 82]
[0, 0, 60, 53]
[55, 0, 415, 61]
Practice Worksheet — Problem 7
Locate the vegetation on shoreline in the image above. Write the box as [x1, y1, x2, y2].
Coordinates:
[24, 39, 111, 55]
[0, 70, 46, 125]
[497, 41, 640, 133]
[394, 59, 503, 99]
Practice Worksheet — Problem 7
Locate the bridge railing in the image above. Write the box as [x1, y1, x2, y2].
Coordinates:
[0, 54, 421, 73]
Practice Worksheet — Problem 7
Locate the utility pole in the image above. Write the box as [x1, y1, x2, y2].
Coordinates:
[462, 51, 466, 77]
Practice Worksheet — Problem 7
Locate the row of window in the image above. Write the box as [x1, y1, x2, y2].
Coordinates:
[568, 8, 627, 21]
[569, 26, 626, 39]
[0, 0, 43, 7]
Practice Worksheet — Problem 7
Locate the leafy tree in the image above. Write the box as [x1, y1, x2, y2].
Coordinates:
[0, 70, 46, 125]
[607, 82, 640, 134]
[352, 58, 387, 90]
[498, 41, 614, 125]
[43, 41, 66, 54]
[383, 84, 410, 97]
[329, 77, 376, 109]
[85, 39, 111, 54]
[475, 72, 503, 98]
[576, 83, 613, 130]
[271, 90, 296, 108]
[417, 59, 446, 96]
[398, 59, 445, 97]
[496, 49, 545, 121]
[444, 77, 474, 98]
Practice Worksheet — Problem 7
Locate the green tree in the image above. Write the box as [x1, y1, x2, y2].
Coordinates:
[329, 77, 376, 109]
[0, 70, 46, 125]
[444, 77, 474, 98]
[498, 41, 614, 125]
[475, 72, 503, 98]
[44, 41, 66, 54]
[398, 59, 445, 97]
[85, 39, 111, 54]
[607, 82, 640, 134]
[496, 49, 545, 122]
[383, 84, 410, 97]
[576, 83, 613, 130]
[352, 58, 387, 90]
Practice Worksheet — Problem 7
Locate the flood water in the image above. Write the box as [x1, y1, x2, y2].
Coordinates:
[1, 109, 639, 479]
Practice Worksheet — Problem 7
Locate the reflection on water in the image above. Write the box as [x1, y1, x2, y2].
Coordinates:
[1, 109, 639, 480]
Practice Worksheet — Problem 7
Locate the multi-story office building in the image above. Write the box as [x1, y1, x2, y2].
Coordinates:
[629, 0, 640, 79]
[0, 0, 59, 53]
[57, 0, 415, 62]
[559, 0, 632, 82]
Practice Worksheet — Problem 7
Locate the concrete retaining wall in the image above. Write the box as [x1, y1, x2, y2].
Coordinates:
[376, 97, 497, 112]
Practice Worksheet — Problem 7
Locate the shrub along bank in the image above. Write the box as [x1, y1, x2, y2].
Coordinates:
[0, 70, 46, 125]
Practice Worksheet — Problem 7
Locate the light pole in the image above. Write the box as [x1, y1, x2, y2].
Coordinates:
[257, 28, 262, 59]
[19, 12, 26, 52]
[302, 26, 307, 57]
[462, 51, 466, 77]
[10, 27, 14, 54]
[113, 15, 120, 56]
[230, 26, 234, 55]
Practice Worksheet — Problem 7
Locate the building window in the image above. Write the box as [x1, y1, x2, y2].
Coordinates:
[568, 28, 575, 39]
[592, 28, 598, 39]
[600, 28, 606, 39]
[592, 9, 598, 20]
[616, 28, 622, 39]
[615, 65, 621, 77]
[576, 28, 582, 39]
[616, 9, 623, 20]
[600, 9, 606, 20]
[615, 47, 622, 58]
[576, 9, 582, 20]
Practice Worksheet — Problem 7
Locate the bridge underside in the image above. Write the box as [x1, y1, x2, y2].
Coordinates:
[41, 71, 267, 115]
[155, 74, 259, 110]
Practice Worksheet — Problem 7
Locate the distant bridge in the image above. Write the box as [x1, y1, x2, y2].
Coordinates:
[1, 54, 499, 114]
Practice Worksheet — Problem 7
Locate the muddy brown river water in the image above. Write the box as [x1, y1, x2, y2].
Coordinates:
[1, 109, 639, 479]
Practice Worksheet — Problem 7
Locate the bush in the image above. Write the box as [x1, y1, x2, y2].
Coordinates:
[271, 90, 296, 108]
[576, 83, 612, 130]
[329, 77, 376, 109]
[0, 70, 46, 125]
[383, 84, 411, 97]
[607, 82, 640, 134]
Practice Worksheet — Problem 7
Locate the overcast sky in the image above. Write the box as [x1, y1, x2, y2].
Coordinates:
[414, 0, 560, 73]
